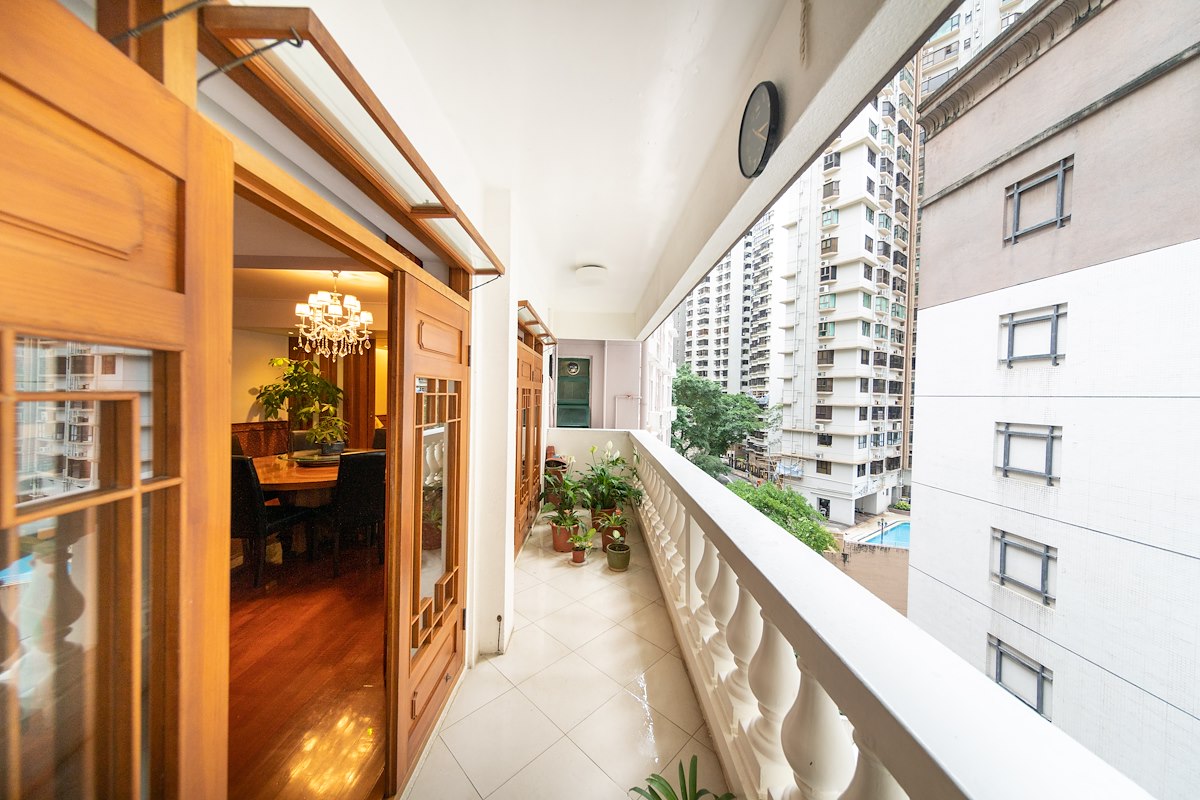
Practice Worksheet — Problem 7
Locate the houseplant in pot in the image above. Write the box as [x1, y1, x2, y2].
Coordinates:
[306, 413, 349, 455]
[593, 508, 628, 553]
[582, 441, 643, 528]
[255, 357, 343, 457]
[567, 527, 596, 565]
[605, 527, 631, 572]
[540, 470, 590, 553]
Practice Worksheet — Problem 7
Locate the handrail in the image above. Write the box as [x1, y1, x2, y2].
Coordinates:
[624, 428, 1150, 800]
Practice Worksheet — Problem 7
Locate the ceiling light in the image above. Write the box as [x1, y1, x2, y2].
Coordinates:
[294, 271, 374, 360]
[576, 264, 608, 285]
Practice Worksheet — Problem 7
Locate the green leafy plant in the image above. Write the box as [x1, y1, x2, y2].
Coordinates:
[631, 755, 734, 800]
[255, 357, 342, 428]
[891, 500, 911, 511]
[727, 481, 838, 553]
[567, 527, 595, 552]
[581, 441, 643, 510]
[306, 414, 349, 445]
[593, 508, 627, 530]
[539, 469, 590, 528]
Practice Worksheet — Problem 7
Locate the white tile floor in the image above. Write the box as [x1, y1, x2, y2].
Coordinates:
[405, 522, 731, 799]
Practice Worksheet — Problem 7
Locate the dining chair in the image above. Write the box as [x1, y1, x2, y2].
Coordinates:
[290, 429, 312, 454]
[231, 434, 245, 456]
[324, 450, 386, 577]
[371, 427, 386, 450]
[230, 456, 316, 587]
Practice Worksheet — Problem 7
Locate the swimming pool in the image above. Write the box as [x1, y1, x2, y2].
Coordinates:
[862, 521, 910, 548]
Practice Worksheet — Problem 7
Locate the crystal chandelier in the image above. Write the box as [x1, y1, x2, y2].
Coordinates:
[294, 271, 374, 360]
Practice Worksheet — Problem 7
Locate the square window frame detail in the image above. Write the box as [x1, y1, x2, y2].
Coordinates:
[1004, 156, 1074, 244]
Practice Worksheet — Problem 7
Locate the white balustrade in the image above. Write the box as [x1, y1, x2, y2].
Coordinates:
[556, 428, 1153, 800]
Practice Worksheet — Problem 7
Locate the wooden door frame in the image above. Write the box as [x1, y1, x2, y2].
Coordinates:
[228, 133, 471, 798]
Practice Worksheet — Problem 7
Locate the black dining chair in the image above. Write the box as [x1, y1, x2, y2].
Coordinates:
[324, 450, 386, 577]
[231, 434, 245, 456]
[371, 427, 386, 450]
[291, 429, 312, 454]
[231, 456, 316, 587]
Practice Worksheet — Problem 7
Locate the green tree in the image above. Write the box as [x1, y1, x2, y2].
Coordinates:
[671, 364, 765, 477]
[727, 481, 838, 553]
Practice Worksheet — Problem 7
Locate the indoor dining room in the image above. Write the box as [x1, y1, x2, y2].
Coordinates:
[225, 195, 450, 800]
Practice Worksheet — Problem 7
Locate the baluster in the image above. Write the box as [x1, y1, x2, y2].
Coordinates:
[746, 616, 801, 796]
[839, 731, 908, 800]
[780, 666, 855, 800]
[658, 492, 680, 568]
[706, 555, 738, 683]
[665, 502, 687, 600]
[722, 582, 763, 731]
[689, 532, 719, 650]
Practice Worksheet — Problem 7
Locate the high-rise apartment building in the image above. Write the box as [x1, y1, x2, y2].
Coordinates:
[910, 2, 1199, 797]
[775, 62, 918, 525]
[679, 242, 747, 392]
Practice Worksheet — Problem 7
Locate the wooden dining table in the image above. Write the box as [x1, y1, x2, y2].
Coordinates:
[253, 453, 341, 509]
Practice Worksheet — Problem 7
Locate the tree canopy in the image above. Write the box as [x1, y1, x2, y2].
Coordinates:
[727, 481, 838, 553]
[671, 364, 766, 477]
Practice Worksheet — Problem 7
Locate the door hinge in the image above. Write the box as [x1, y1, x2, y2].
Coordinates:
[462, 607, 467, 631]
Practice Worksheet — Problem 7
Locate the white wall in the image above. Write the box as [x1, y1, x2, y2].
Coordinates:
[909, 241, 1200, 799]
[230, 330, 290, 422]
[555, 339, 646, 430]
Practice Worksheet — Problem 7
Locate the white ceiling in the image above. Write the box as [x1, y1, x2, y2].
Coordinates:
[217, 0, 953, 339]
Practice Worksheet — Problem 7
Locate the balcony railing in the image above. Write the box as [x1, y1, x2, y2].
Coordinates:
[621, 429, 1148, 800]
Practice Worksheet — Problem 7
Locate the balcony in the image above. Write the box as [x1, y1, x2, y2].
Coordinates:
[820, 237, 839, 257]
[410, 430, 1155, 800]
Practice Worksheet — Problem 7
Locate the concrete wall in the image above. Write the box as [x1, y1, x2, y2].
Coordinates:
[824, 541, 908, 615]
[919, 0, 1200, 309]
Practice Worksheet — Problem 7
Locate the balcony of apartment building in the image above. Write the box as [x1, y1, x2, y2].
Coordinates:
[3, 2, 1161, 800]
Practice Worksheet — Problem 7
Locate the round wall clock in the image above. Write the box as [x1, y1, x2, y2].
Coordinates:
[738, 80, 780, 179]
[565, 361, 581, 376]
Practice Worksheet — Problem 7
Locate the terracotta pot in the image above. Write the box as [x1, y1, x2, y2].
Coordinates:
[422, 521, 442, 550]
[571, 548, 586, 564]
[599, 525, 626, 553]
[551, 523, 576, 553]
[606, 543, 631, 572]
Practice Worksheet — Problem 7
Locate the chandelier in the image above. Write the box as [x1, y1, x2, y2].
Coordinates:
[294, 271, 374, 360]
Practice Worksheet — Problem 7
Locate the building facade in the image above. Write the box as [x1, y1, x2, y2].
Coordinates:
[775, 63, 918, 525]
[909, 2, 1200, 797]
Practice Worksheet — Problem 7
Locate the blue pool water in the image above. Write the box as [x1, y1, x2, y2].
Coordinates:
[863, 521, 910, 548]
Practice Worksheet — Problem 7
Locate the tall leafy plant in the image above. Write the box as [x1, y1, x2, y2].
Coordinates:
[631, 755, 734, 800]
[256, 357, 342, 427]
[539, 468, 590, 528]
[581, 440, 643, 510]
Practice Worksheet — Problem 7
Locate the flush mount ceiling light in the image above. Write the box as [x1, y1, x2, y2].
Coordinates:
[576, 264, 608, 285]
[294, 271, 374, 360]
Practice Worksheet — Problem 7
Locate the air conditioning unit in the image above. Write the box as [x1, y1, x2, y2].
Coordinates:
[814, 424, 825, 432]
[819, 285, 829, 293]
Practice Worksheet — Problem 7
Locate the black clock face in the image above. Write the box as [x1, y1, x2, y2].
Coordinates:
[738, 81, 780, 178]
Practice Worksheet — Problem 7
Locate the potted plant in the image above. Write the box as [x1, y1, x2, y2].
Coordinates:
[631, 755, 734, 800]
[567, 527, 595, 565]
[422, 485, 444, 550]
[593, 507, 627, 552]
[582, 441, 643, 523]
[306, 413, 349, 455]
[540, 468, 590, 553]
[255, 357, 343, 457]
[605, 527, 631, 572]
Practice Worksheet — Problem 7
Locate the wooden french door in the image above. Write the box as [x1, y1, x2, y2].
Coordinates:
[0, 2, 231, 798]
[388, 272, 469, 788]
[514, 342, 543, 555]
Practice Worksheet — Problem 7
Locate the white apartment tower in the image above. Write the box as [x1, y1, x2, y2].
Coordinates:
[776, 63, 918, 525]
[910, 1, 1200, 796]
[680, 241, 747, 392]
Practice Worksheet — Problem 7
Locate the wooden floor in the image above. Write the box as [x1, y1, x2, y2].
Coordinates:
[228, 538, 386, 800]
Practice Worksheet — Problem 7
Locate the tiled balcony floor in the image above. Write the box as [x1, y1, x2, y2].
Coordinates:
[405, 522, 731, 799]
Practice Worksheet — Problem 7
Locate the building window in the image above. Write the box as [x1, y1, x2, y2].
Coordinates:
[1005, 157, 1074, 244]
[821, 237, 839, 254]
[871, 379, 886, 393]
[860, 321, 871, 336]
[866, 149, 877, 168]
[100, 355, 117, 375]
[891, 303, 905, 319]
[878, 214, 891, 230]
[932, 13, 960, 39]
[816, 460, 832, 475]
[864, 235, 873, 252]
[819, 265, 838, 282]
[870, 460, 883, 475]
[818, 321, 835, 337]
[856, 463, 867, 477]
[874, 323, 888, 339]
[856, 435, 868, 449]
[890, 328, 904, 344]
[865, 207, 874, 224]
[863, 264, 873, 280]
[815, 406, 833, 421]
[868, 120, 878, 138]
[817, 433, 833, 446]
[1000, 12, 1022, 30]
[992, 530, 1058, 606]
[866, 177, 875, 195]
[822, 209, 839, 227]
[873, 351, 888, 367]
[816, 378, 834, 394]
[874, 296, 889, 313]
[818, 349, 835, 366]
[819, 294, 837, 310]
[871, 407, 885, 421]
[963, 37, 971, 50]
[987, 636, 1052, 719]
[999, 304, 1067, 367]
[824, 152, 841, 170]
[995, 423, 1062, 485]
[858, 407, 868, 421]
[920, 67, 959, 95]
[858, 377, 869, 392]
[823, 181, 840, 199]
[861, 292, 872, 308]
[859, 350, 870, 366]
